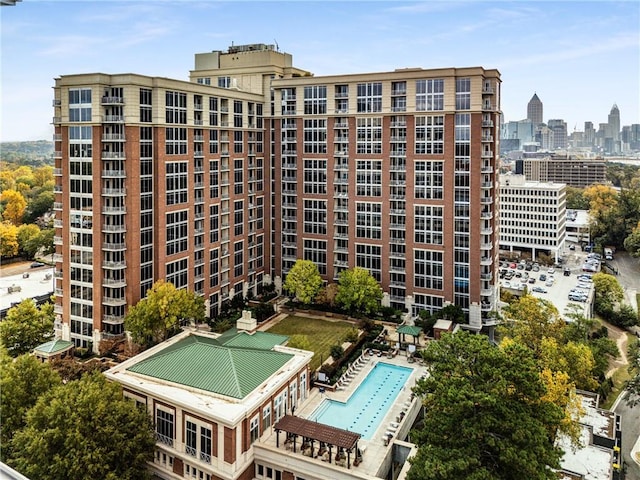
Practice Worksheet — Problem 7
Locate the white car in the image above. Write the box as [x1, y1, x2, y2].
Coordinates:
[545, 279, 554, 287]
[547, 268, 555, 274]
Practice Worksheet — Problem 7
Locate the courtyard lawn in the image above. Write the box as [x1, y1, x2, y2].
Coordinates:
[266, 315, 354, 370]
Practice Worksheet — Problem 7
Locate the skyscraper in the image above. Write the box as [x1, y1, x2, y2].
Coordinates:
[607, 103, 620, 142]
[52, 44, 501, 351]
[527, 93, 543, 125]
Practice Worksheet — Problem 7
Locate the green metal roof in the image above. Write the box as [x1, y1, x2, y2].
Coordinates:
[34, 339, 74, 355]
[396, 325, 422, 336]
[126, 334, 293, 399]
[220, 330, 289, 350]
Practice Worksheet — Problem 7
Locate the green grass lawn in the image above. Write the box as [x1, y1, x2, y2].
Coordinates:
[266, 315, 354, 370]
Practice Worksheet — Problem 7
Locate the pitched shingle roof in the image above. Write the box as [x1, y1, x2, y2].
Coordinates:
[126, 334, 293, 399]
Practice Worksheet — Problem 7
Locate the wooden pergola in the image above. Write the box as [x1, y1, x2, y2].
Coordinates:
[274, 415, 361, 468]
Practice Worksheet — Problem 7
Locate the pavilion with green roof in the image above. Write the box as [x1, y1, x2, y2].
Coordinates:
[126, 331, 292, 399]
[33, 338, 74, 362]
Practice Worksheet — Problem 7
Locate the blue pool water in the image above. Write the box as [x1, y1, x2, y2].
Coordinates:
[310, 362, 412, 439]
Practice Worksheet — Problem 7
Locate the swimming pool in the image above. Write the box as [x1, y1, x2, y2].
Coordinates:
[310, 362, 412, 439]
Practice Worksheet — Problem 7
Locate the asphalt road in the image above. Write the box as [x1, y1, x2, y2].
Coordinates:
[609, 252, 640, 314]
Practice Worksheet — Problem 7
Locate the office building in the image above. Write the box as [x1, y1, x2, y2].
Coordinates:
[499, 174, 566, 262]
[516, 154, 607, 188]
[548, 119, 568, 150]
[52, 44, 501, 350]
[527, 93, 543, 125]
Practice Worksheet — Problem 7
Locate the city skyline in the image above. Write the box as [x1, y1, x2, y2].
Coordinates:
[1, 0, 639, 142]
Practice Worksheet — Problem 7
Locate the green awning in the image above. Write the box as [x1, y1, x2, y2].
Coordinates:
[396, 325, 422, 337]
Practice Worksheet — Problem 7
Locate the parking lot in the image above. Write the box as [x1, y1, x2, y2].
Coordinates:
[499, 246, 596, 321]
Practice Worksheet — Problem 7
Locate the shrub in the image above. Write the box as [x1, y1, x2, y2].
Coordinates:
[330, 344, 344, 361]
[343, 327, 359, 343]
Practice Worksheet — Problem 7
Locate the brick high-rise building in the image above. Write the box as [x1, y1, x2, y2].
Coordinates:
[52, 44, 501, 350]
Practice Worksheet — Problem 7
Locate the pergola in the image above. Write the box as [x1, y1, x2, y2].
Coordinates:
[396, 324, 422, 345]
[274, 415, 361, 468]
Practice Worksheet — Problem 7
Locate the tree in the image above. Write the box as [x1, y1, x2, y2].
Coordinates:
[0, 350, 61, 461]
[125, 280, 205, 348]
[335, 267, 382, 316]
[9, 373, 155, 480]
[592, 272, 624, 313]
[625, 339, 640, 407]
[283, 259, 323, 305]
[0, 299, 54, 357]
[624, 221, 640, 257]
[499, 294, 566, 354]
[0, 221, 19, 257]
[565, 186, 590, 210]
[409, 332, 564, 480]
[538, 337, 598, 391]
[16, 223, 41, 258]
[0, 188, 27, 225]
[25, 189, 54, 224]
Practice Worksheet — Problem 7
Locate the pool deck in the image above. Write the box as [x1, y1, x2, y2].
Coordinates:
[259, 353, 427, 478]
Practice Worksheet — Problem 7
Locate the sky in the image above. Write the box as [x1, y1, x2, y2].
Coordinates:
[1, 0, 639, 142]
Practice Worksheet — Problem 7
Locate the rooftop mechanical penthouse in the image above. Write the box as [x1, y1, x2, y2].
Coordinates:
[52, 43, 501, 350]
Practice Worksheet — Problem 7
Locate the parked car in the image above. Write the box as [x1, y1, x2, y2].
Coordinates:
[539, 274, 547, 281]
[528, 278, 536, 284]
[532, 286, 547, 293]
[569, 244, 576, 251]
[30, 262, 45, 268]
[547, 267, 555, 274]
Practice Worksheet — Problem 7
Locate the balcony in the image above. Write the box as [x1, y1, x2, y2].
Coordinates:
[102, 169, 126, 178]
[390, 120, 406, 127]
[101, 96, 124, 105]
[102, 296, 127, 306]
[335, 109, 348, 114]
[53, 202, 63, 210]
[53, 236, 63, 245]
[480, 165, 493, 173]
[481, 150, 493, 159]
[52, 116, 61, 124]
[55, 288, 63, 296]
[52, 99, 61, 107]
[53, 219, 63, 228]
[481, 227, 493, 235]
[482, 103, 494, 111]
[102, 115, 124, 123]
[480, 257, 493, 266]
[53, 253, 63, 263]
[103, 260, 126, 269]
[334, 151, 349, 157]
[53, 133, 62, 142]
[390, 164, 406, 172]
[102, 152, 126, 162]
[334, 136, 349, 142]
[102, 188, 126, 196]
[482, 86, 495, 94]
[391, 88, 407, 96]
[54, 269, 63, 278]
[480, 211, 493, 219]
[102, 133, 126, 142]
[481, 182, 493, 189]
[390, 136, 407, 142]
[53, 168, 63, 176]
[391, 106, 406, 113]
[481, 136, 493, 142]
[334, 122, 348, 128]
[482, 120, 494, 127]
[102, 205, 126, 214]
[102, 242, 126, 252]
[102, 224, 127, 233]
[480, 243, 493, 250]
[480, 197, 493, 205]
[103, 314, 125, 325]
[481, 273, 493, 281]
[54, 304, 63, 315]
[54, 151, 62, 159]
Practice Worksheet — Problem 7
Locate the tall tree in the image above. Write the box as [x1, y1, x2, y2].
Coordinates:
[624, 221, 640, 257]
[0, 188, 27, 225]
[0, 299, 54, 357]
[0, 221, 19, 257]
[125, 280, 205, 348]
[9, 373, 156, 480]
[591, 272, 624, 313]
[0, 350, 61, 461]
[283, 259, 323, 305]
[409, 332, 564, 480]
[16, 223, 41, 258]
[335, 266, 382, 316]
[625, 339, 640, 407]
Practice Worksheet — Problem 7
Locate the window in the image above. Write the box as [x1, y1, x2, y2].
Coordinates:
[209, 97, 218, 126]
[165, 127, 187, 155]
[209, 161, 219, 198]
[166, 210, 188, 255]
[414, 205, 443, 244]
[234, 100, 243, 128]
[303, 160, 327, 194]
[303, 119, 327, 154]
[262, 405, 272, 431]
[209, 129, 218, 154]
[250, 415, 260, 444]
[303, 200, 327, 235]
[218, 76, 231, 88]
[356, 202, 381, 239]
[357, 82, 382, 113]
[356, 160, 382, 196]
[415, 161, 444, 199]
[165, 91, 187, 124]
[200, 426, 212, 463]
[69, 88, 91, 122]
[416, 79, 444, 111]
[186, 421, 197, 456]
[356, 244, 381, 281]
[234, 159, 243, 195]
[414, 250, 443, 289]
[415, 116, 444, 154]
[209, 248, 219, 287]
[156, 408, 174, 446]
[166, 258, 188, 289]
[356, 117, 382, 154]
[455, 78, 471, 110]
[303, 86, 327, 115]
[303, 239, 327, 275]
[234, 130, 243, 153]
[165, 162, 188, 204]
[234, 241, 244, 277]
[140, 88, 152, 123]
[234, 200, 244, 236]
